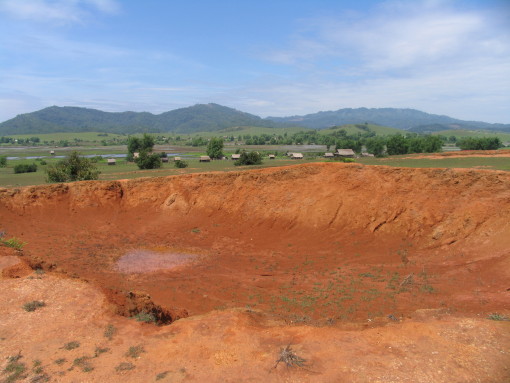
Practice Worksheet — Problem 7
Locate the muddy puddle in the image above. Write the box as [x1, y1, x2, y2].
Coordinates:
[115, 249, 200, 273]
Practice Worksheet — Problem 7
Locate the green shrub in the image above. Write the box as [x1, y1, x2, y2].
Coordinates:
[135, 151, 162, 169]
[22, 301, 46, 312]
[133, 310, 156, 323]
[14, 163, 37, 174]
[234, 151, 263, 166]
[174, 159, 188, 168]
[0, 156, 6, 167]
[46, 152, 100, 182]
[1, 237, 27, 249]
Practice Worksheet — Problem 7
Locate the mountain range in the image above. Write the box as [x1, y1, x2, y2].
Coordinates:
[0, 103, 508, 135]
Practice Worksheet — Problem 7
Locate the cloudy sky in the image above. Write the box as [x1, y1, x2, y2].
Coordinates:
[0, 0, 509, 123]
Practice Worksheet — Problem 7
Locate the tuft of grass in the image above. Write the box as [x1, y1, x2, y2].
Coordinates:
[115, 362, 135, 372]
[73, 356, 94, 372]
[3, 353, 27, 383]
[54, 358, 66, 365]
[487, 313, 510, 321]
[63, 341, 80, 350]
[156, 371, 170, 380]
[103, 324, 116, 340]
[274, 344, 307, 369]
[125, 345, 145, 359]
[191, 227, 201, 234]
[0, 237, 27, 250]
[22, 301, 46, 312]
[94, 347, 110, 357]
[132, 311, 156, 323]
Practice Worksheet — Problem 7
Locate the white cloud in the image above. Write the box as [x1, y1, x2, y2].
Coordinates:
[0, 0, 119, 23]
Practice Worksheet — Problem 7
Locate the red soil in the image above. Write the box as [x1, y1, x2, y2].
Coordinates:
[1, 162, 509, 381]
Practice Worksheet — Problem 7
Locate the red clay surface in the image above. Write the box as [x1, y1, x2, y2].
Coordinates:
[1, 162, 509, 382]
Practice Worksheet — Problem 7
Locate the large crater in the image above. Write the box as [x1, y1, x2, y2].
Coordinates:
[1, 163, 509, 324]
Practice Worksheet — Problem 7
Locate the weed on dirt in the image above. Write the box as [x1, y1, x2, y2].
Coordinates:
[274, 344, 307, 369]
[22, 301, 46, 312]
[115, 362, 135, 372]
[62, 341, 80, 350]
[103, 324, 116, 340]
[487, 313, 510, 321]
[2, 353, 27, 382]
[125, 345, 145, 359]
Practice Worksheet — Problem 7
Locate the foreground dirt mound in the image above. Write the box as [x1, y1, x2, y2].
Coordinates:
[0, 163, 509, 381]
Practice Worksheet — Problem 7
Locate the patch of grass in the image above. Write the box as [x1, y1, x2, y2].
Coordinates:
[54, 358, 66, 365]
[30, 373, 50, 383]
[125, 345, 145, 359]
[156, 371, 170, 380]
[32, 360, 43, 374]
[63, 341, 80, 350]
[22, 301, 46, 312]
[115, 362, 135, 372]
[132, 311, 156, 323]
[274, 344, 307, 369]
[94, 347, 110, 357]
[3, 354, 27, 382]
[1, 237, 27, 250]
[73, 356, 94, 372]
[103, 324, 116, 340]
[191, 227, 201, 233]
[487, 313, 510, 321]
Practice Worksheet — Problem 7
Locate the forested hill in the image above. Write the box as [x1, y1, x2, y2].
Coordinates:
[1, 104, 509, 135]
[269, 108, 510, 132]
[0, 104, 278, 135]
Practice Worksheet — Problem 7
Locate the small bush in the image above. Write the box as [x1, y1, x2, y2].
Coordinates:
[115, 362, 135, 372]
[125, 345, 145, 359]
[174, 159, 188, 168]
[22, 301, 46, 312]
[135, 151, 162, 169]
[63, 341, 80, 350]
[133, 310, 156, 323]
[104, 324, 116, 340]
[73, 356, 93, 372]
[1, 237, 27, 249]
[274, 344, 307, 369]
[487, 313, 510, 321]
[4, 354, 26, 382]
[234, 151, 262, 166]
[0, 156, 7, 167]
[14, 163, 37, 174]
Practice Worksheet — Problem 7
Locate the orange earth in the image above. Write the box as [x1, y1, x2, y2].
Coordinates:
[0, 162, 509, 382]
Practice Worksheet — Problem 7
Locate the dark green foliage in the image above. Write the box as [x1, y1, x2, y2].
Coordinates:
[0, 156, 6, 167]
[174, 159, 188, 168]
[13, 163, 37, 174]
[206, 137, 224, 159]
[46, 152, 100, 182]
[364, 137, 386, 157]
[457, 137, 502, 150]
[234, 151, 263, 166]
[135, 150, 162, 169]
[386, 134, 410, 155]
[3, 354, 27, 382]
[127, 133, 155, 155]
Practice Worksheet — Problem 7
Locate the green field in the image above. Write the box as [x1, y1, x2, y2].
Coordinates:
[432, 129, 510, 142]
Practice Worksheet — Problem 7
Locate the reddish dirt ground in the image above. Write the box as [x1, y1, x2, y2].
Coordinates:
[1, 162, 509, 382]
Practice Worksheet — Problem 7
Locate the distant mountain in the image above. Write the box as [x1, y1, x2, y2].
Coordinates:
[0, 104, 279, 135]
[1, 104, 509, 135]
[268, 107, 510, 132]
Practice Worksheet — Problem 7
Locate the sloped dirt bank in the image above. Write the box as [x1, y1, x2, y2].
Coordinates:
[1, 162, 509, 322]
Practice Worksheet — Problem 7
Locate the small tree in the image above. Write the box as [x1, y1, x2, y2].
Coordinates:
[127, 133, 155, 161]
[234, 151, 263, 166]
[135, 150, 162, 169]
[0, 156, 6, 167]
[46, 151, 100, 182]
[206, 137, 224, 159]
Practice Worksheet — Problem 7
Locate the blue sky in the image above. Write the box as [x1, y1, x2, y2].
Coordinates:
[0, 0, 509, 124]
